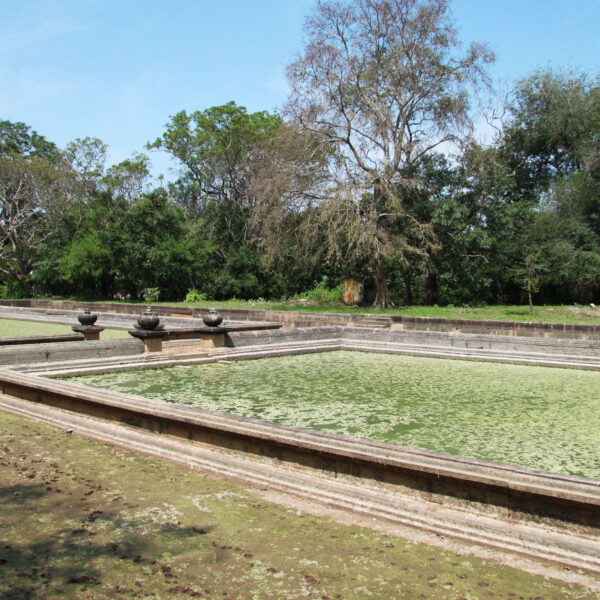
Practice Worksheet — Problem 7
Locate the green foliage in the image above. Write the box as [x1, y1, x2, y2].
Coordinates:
[110, 189, 196, 301]
[184, 289, 207, 304]
[142, 287, 160, 302]
[149, 101, 280, 245]
[102, 153, 151, 203]
[149, 102, 280, 177]
[0, 119, 61, 161]
[296, 277, 344, 304]
[4, 68, 599, 309]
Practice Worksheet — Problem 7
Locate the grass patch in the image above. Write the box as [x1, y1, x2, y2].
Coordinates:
[0, 410, 597, 599]
[165, 300, 600, 324]
[14, 297, 600, 324]
[0, 318, 129, 339]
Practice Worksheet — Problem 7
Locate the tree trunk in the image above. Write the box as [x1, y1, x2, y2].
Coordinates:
[370, 254, 394, 308]
[403, 265, 414, 305]
[368, 181, 394, 308]
[425, 265, 438, 306]
[527, 280, 534, 313]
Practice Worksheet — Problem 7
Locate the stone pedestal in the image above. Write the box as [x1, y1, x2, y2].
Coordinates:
[197, 327, 231, 349]
[72, 325, 104, 341]
[199, 332, 224, 349]
[128, 329, 168, 353]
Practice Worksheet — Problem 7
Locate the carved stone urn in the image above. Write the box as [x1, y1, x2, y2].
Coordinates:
[202, 308, 223, 327]
[138, 306, 160, 330]
[77, 308, 98, 326]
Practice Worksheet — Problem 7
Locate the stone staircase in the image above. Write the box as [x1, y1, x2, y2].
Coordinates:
[355, 314, 391, 328]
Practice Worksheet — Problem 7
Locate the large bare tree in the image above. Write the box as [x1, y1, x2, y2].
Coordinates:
[284, 0, 493, 306]
[0, 156, 71, 294]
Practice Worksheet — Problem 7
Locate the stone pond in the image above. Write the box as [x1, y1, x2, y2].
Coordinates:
[68, 350, 600, 479]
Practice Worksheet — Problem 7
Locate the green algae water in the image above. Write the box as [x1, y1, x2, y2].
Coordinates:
[70, 352, 600, 479]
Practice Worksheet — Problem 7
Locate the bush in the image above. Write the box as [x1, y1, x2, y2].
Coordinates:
[297, 276, 344, 303]
[184, 289, 207, 304]
[142, 287, 160, 303]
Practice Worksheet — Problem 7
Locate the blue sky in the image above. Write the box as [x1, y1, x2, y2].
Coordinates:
[1, 0, 598, 179]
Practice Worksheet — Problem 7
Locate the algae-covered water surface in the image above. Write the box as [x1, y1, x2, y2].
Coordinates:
[71, 352, 600, 479]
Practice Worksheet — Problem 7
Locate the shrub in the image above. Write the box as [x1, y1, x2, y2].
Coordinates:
[297, 276, 344, 303]
[142, 287, 160, 303]
[184, 289, 207, 304]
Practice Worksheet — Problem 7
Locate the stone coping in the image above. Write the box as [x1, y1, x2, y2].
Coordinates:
[0, 304, 272, 328]
[0, 367, 598, 530]
[4, 323, 600, 372]
[0, 333, 84, 345]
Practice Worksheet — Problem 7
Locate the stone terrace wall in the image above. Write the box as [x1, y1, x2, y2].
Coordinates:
[2, 299, 599, 340]
[346, 327, 600, 357]
[0, 338, 143, 366]
[390, 316, 600, 340]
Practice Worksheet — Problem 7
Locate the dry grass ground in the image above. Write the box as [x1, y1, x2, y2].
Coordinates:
[1, 411, 598, 600]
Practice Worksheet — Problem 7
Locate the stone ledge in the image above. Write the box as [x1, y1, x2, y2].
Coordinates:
[0, 333, 84, 345]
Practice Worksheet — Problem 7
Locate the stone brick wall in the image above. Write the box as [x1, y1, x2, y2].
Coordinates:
[0, 338, 143, 366]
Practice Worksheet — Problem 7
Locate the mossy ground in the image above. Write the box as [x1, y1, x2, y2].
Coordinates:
[1, 411, 597, 599]
[0, 318, 129, 339]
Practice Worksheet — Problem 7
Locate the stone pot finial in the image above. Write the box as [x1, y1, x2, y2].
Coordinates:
[138, 306, 160, 331]
[202, 308, 223, 327]
[77, 308, 98, 326]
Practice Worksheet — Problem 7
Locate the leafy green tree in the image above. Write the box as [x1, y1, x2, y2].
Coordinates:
[499, 69, 600, 303]
[102, 153, 151, 204]
[504, 69, 599, 192]
[149, 102, 281, 246]
[0, 120, 61, 161]
[149, 102, 285, 299]
[110, 189, 196, 300]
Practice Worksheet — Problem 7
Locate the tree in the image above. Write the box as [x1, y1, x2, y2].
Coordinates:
[0, 120, 60, 161]
[149, 102, 288, 299]
[102, 153, 151, 204]
[504, 69, 599, 191]
[247, 122, 333, 272]
[64, 137, 108, 191]
[285, 0, 493, 306]
[499, 69, 600, 303]
[110, 190, 196, 300]
[149, 102, 281, 247]
[0, 156, 70, 295]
